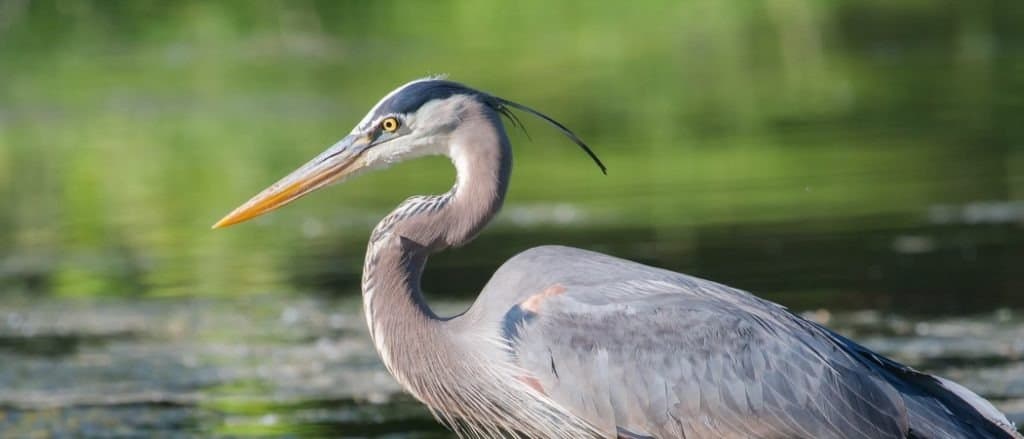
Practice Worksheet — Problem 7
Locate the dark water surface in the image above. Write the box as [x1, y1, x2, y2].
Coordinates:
[0, 296, 452, 437]
[0, 295, 1022, 438]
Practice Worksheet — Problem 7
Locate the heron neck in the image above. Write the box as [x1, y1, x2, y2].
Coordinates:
[361, 110, 512, 395]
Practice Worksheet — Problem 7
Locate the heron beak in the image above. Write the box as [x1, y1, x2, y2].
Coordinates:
[212, 134, 371, 229]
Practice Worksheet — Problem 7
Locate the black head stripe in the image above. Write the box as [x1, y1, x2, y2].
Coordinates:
[372, 80, 480, 119]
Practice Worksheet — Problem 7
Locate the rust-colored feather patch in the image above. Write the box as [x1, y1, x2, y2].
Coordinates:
[521, 284, 566, 313]
[518, 375, 547, 396]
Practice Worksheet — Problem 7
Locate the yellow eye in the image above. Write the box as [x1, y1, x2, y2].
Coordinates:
[381, 117, 400, 132]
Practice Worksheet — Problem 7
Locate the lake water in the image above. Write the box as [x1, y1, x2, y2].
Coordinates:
[0, 295, 1022, 437]
[1, 0, 1023, 436]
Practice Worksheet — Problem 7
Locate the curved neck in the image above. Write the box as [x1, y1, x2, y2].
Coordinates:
[361, 106, 511, 394]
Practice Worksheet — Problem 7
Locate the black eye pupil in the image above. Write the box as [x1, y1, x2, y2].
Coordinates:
[383, 118, 397, 130]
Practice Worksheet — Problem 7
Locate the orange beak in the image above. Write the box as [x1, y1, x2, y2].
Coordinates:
[212, 134, 370, 229]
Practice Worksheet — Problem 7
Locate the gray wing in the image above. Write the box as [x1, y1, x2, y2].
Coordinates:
[505, 280, 907, 438]
[484, 246, 1018, 439]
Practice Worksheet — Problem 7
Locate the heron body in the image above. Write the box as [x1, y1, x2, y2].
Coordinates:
[215, 77, 1020, 438]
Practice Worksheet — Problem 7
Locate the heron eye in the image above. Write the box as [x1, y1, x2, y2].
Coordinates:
[380, 117, 400, 132]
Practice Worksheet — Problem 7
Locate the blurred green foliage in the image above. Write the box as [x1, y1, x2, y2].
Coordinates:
[0, 0, 1020, 299]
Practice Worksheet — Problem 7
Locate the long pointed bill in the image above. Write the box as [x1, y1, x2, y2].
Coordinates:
[212, 134, 370, 229]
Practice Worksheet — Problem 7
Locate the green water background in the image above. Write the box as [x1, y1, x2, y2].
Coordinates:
[1, 0, 1020, 306]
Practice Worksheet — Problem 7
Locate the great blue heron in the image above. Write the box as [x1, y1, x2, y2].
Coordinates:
[214, 77, 1020, 438]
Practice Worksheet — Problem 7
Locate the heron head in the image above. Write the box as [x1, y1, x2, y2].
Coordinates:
[213, 77, 604, 229]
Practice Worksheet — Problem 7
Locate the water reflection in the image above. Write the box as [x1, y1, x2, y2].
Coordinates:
[0, 295, 1021, 437]
[0, 0, 1020, 303]
[289, 207, 1024, 315]
[0, 296, 452, 437]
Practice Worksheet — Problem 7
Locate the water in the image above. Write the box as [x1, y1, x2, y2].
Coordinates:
[1, 0, 1023, 436]
[0, 295, 450, 437]
[0, 295, 1020, 437]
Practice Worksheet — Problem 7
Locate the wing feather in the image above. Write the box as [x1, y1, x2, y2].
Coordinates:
[483, 246, 1019, 438]
[505, 283, 907, 438]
